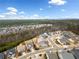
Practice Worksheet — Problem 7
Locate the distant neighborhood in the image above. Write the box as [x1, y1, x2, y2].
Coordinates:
[0, 24, 52, 35]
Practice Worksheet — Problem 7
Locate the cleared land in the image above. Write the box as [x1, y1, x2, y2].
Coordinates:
[0, 19, 79, 52]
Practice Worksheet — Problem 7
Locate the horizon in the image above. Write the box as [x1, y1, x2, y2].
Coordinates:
[0, 18, 79, 21]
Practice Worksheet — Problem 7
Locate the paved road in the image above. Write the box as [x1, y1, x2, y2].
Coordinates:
[58, 51, 75, 59]
[46, 51, 58, 59]
[71, 49, 79, 59]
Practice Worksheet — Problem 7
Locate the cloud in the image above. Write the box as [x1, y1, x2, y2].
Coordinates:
[30, 14, 39, 19]
[7, 7, 18, 12]
[0, 7, 26, 19]
[40, 8, 43, 11]
[61, 9, 65, 12]
[33, 14, 39, 17]
[6, 7, 18, 15]
[0, 13, 5, 19]
[30, 14, 50, 19]
[0, 15, 5, 18]
[48, 5, 52, 8]
[5, 12, 17, 15]
[48, 0, 67, 5]
[0, 7, 50, 19]
[19, 11, 25, 14]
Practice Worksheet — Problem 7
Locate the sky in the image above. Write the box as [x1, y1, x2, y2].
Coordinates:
[0, 0, 79, 19]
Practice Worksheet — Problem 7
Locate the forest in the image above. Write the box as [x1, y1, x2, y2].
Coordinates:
[0, 19, 79, 52]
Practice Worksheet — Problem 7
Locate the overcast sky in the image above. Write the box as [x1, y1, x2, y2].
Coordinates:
[0, 0, 79, 19]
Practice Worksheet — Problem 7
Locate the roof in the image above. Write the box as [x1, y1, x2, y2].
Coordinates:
[46, 51, 58, 59]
